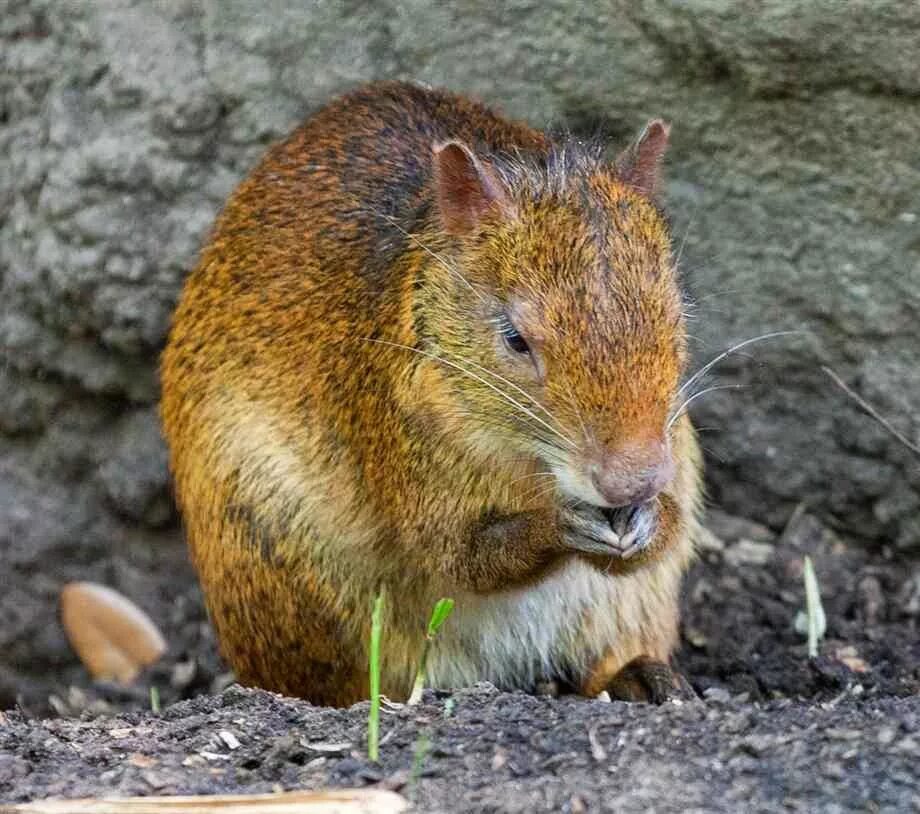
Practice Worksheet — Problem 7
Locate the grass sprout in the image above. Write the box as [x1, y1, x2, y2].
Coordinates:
[149, 685, 161, 714]
[409, 731, 432, 792]
[408, 598, 455, 706]
[794, 555, 827, 658]
[368, 591, 384, 761]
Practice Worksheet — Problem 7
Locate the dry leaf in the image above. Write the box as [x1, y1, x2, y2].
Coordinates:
[0, 788, 407, 813]
[60, 582, 167, 684]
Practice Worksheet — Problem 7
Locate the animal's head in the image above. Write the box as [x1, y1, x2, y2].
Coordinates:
[419, 121, 687, 510]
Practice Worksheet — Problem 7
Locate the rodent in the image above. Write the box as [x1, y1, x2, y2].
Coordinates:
[160, 81, 703, 707]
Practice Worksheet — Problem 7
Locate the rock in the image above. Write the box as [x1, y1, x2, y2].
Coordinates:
[705, 510, 775, 544]
[724, 540, 774, 568]
[96, 407, 174, 527]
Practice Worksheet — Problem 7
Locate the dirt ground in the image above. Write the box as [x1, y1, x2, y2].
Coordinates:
[1, 508, 919, 811]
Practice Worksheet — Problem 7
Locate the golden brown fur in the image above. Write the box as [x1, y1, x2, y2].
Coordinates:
[160, 81, 702, 706]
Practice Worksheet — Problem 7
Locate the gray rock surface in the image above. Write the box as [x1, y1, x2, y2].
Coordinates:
[1, 0, 918, 704]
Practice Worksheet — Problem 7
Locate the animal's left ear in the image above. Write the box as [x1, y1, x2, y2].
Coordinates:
[616, 119, 670, 198]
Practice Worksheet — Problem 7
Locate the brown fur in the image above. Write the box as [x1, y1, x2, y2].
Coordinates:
[160, 81, 703, 706]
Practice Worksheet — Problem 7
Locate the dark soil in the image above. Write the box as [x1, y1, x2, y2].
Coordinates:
[2, 508, 918, 811]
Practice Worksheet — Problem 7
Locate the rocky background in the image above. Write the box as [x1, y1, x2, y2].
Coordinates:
[1, 0, 918, 709]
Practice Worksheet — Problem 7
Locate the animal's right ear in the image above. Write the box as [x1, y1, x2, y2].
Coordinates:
[432, 141, 513, 236]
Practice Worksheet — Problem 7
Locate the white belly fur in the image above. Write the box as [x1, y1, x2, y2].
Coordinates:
[426, 556, 676, 691]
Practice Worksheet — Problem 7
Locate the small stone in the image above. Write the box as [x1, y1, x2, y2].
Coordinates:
[833, 645, 869, 673]
[109, 727, 133, 739]
[685, 627, 708, 648]
[141, 770, 169, 789]
[491, 747, 508, 771]
[567, 794, 588, 814]
[725, 539, 774, 567]
[877, 727, 897, 746]
[706, 510, 775, 543]
[703, 687, 732, 704]
[218, 730, 241, 750]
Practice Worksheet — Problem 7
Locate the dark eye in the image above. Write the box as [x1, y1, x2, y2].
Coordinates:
[500, 317, 530, 355]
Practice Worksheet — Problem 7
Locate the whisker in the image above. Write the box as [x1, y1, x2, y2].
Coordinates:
[366, 207, 485, 302]
[668, 384, 745, 430]
[699, 444, 727, 463]
[506, 471, 556, 488]
[673, 209, 697, 273]
[560, 370, 591, 447]
[435, 346, 572, 441]
[520, 482, 560, 508]
[363, 338, 578, 450]
[677, 331, 804, 400]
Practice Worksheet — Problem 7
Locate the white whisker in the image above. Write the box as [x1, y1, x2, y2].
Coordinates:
[363, 338, 578, 451]
[436, 347, 572, 441]
[677, 331, 804, 400]
[367, 207, 485, 302]
[668, 384, 745, 430]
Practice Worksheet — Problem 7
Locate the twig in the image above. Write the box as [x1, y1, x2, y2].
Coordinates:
[822, 365, 920, 457]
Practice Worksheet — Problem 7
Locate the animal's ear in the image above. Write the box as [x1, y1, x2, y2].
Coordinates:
[616, 119, 670, 198]
[432, 141, 513, 236]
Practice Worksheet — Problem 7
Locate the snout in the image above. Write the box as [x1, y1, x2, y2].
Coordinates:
[590, 440, 675, 508]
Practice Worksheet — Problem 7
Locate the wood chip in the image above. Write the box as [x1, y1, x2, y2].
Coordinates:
[0, 789, 407, 813]
[60, 582, 167, 684]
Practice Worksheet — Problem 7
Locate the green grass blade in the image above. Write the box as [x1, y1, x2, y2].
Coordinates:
[368, 591, 384, 761]
[426, 598, 455, 637]
[408, 597, 455, 705]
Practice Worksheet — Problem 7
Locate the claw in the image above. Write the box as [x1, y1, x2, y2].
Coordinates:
[607, 657, 696, 704]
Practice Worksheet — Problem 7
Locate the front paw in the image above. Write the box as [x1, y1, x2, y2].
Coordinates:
[558, 501, 657, 559]
[601, 502, 659, 560]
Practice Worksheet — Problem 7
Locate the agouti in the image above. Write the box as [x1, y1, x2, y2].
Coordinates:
[160, 81, 702, 706]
